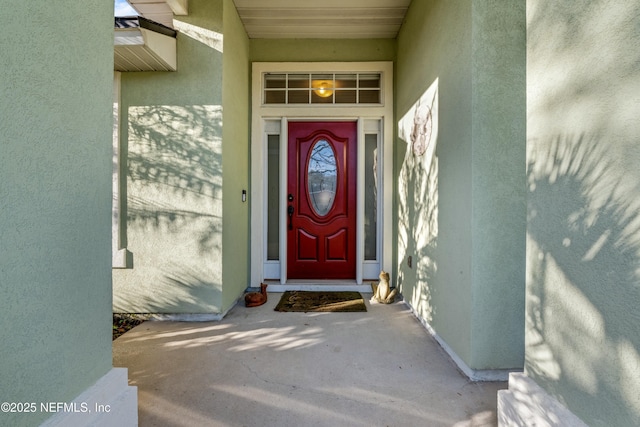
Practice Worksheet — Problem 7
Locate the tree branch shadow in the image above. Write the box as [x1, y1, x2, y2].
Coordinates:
[527, 133, 640, 425]
[114, 104, 225, 313]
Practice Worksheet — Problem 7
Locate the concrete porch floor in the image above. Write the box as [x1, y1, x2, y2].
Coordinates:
[113, 293, 506, 427]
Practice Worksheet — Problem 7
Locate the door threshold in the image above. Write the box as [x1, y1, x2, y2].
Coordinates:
[263, 280, 372, 293]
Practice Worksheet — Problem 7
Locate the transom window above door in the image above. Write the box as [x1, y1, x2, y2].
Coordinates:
[263, 73, 381, 105]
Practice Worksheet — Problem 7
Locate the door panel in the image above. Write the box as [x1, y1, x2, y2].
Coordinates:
[287, 121, 357, 279]
[326, 229, 348, 260]
[297, 230, 318, 260]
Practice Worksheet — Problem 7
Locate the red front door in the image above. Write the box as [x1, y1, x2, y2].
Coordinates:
[287, 121, 357, 279]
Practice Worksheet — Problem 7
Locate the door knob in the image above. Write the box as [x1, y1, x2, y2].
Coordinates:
[287, 205, 294, 230]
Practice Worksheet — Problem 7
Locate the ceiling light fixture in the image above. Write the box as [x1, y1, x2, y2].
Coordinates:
[313, 80, 333, 98]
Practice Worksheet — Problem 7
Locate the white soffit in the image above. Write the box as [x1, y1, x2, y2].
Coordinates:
[128, 0, 188, 28]
[114, 17, 177, 72]
[233, 0, 411, 39]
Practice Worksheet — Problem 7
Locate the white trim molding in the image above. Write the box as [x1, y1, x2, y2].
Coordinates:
[250, 62, 393, 289]
[112, 72, 133, 269]
[39, 368, 137, 427]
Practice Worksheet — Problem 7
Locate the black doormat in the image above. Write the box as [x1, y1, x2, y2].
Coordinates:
[274, 291, 367, 312]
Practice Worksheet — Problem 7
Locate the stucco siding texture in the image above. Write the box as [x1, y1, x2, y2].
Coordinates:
[0, 1, 115, 426]
[397, 0, 474, 368]
[221, 0, 251, 312]
[250, 38, 395, 63]
[526, 0, 640, 425]
[396, 0, 526, 371]
[113, 0, 233, 314]
[470, 0, 526, 369]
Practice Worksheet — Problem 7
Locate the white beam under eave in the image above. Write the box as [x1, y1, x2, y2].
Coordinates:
[166, 0, 188, 15]
[128, 0, 188, 27]
[129, 0, 188, 16]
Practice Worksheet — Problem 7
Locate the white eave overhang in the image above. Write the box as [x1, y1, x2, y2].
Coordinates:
[128, 0, 188, 28]
[114, 16, 177, 72]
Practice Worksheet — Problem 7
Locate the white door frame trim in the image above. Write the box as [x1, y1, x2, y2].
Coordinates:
[250, 62, 393, 289]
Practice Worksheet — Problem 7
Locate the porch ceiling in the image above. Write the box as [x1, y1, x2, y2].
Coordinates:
[232, 0, 412, 39]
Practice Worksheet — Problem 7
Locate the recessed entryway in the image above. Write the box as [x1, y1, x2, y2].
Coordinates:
[250, 62, 394, 290]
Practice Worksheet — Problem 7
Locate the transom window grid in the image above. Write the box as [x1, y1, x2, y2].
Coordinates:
[264, 73, 381, 105]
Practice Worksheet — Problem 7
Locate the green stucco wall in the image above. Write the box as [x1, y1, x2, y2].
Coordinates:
[221, 0, 251, 311]
[396, 0, 474, 365]
[396, 0, 525, 371]
[526, 1, 640, 425]
[470, 0, 526, 369]
[250, 39, 395, 63]
[113, 0, 250, 314]
[0, 1, 114, 426]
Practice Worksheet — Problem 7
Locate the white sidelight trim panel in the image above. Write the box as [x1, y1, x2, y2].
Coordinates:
[356, 118, 364, 285]
[259, 120, 282, 281]
[279, 118, 288, 284]
[362, 119, 383, 280]
[381, 114, 393, 278]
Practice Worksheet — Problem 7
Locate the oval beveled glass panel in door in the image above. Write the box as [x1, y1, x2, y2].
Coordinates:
[307, 139, 337, 216]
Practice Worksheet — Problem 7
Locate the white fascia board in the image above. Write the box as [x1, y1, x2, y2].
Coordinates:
[114, 29, 145, 46]
[140, 27, 177, 70]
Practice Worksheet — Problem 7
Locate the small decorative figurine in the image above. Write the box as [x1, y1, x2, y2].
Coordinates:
[245, 283, 268, 307]
[370, 271, 397, 304]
